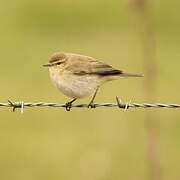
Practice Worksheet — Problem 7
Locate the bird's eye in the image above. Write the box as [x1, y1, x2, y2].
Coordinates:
[56, 62, 62, 65]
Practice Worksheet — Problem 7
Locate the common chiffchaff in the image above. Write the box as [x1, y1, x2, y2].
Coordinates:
[43, 52, 143, 111]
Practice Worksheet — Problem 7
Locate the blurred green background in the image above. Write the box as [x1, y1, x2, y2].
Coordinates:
[0, 0, 180, 179]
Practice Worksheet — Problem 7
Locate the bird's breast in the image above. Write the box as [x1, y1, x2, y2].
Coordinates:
[49, 70, 101, 98]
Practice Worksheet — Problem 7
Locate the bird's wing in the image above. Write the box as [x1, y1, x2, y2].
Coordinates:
[88, 60, 123, 76]
[66, 55, 123, 76]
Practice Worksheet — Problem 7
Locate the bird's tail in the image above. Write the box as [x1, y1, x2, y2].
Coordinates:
[120, 72, 144, 77]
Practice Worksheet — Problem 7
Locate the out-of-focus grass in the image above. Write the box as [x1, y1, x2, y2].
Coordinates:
[0, 0, 180, 180]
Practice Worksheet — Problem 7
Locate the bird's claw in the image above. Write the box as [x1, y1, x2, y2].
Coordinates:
[65, 102, 72, 111]
[88, 103, 96, 108]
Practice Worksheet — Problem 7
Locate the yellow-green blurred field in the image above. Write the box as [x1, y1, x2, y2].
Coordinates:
[0, 0, 180, 180]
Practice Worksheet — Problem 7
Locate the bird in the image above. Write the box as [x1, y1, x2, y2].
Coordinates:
[43, 52, 143, 111]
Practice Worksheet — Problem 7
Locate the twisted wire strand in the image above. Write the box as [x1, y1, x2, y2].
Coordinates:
[0, 97, 180, 113]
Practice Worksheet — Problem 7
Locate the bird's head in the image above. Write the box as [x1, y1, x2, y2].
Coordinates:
[43, 52, 67, 69]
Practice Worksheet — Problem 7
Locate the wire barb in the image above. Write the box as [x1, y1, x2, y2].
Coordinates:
[7, 100, 21, 112]
[115, 96, 130, 110]
[21, 101, 24, 114]
[0, 99, 179, 113]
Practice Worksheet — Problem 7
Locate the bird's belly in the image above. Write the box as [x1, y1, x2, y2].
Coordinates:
[50, 74, 100, 98]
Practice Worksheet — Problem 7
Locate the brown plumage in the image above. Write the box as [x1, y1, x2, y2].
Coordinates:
[43, 52, 143, 110]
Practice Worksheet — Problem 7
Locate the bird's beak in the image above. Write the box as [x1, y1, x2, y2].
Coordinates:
[43, 63, 51, 67]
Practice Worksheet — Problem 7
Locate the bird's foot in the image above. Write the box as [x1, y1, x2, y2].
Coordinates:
[65, 98, 77, 111]
[88, 102, 96, 108]
[65, 102, 72, 111]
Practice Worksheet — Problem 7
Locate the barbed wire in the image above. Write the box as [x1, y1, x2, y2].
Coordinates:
[0, 97, 180, 113]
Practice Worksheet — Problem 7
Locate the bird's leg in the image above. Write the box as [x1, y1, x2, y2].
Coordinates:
[65, 98, 77, 111]
[88, 88, 99, 108]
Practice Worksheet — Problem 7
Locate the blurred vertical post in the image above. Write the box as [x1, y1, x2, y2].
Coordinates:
[128, 0, 160, 180]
